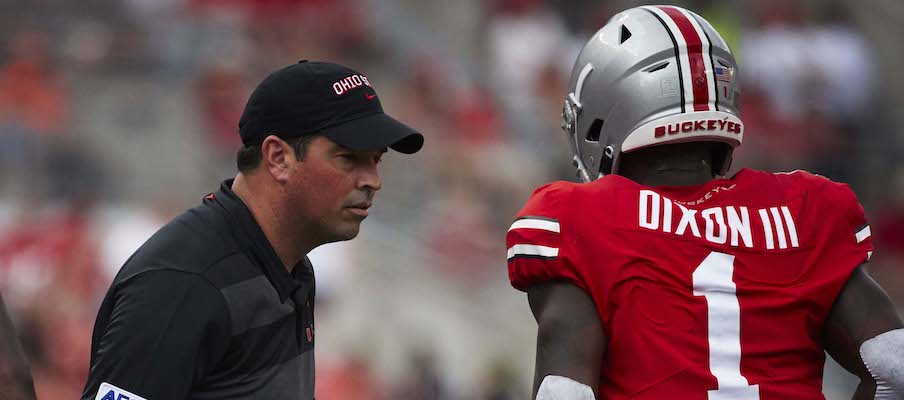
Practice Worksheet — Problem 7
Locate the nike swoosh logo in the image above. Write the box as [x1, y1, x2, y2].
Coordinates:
[365, 93, 377, 100]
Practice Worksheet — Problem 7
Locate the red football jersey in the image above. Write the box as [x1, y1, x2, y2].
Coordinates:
[507, 168, 873, 400]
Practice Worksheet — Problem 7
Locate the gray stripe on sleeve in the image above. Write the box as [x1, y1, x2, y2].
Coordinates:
[220, 275, 294, 335]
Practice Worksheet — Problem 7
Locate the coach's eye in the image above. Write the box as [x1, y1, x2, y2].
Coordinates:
[335, 154, 357, 167]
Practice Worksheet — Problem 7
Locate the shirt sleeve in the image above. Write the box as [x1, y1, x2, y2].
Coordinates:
[506, 182, 587, 292]
[81, 269, 231, 400]
[834, 182, 873, 263]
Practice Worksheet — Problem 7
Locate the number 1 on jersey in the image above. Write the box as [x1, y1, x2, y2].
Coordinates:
[693, 252, 761, 400]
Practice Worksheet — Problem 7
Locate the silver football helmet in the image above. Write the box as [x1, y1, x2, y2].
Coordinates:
[562, 5, 742, 181]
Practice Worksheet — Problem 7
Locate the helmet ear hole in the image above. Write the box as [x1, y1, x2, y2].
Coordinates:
[586, 119, 605, 142]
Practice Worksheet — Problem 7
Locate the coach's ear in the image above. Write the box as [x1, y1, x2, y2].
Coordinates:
[260, 135, 294, 184]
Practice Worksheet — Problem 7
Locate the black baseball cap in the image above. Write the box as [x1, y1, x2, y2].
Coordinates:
[238, 60, 423, 154]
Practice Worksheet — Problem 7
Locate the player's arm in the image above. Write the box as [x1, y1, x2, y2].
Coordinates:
[81, 269, 230, 400]
[528, 281, 605, 400]
[823, 265, 904, 400]
[0, 292, 36, 400]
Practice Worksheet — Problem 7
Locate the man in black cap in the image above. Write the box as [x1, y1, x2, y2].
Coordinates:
[81, 61, 423, 400]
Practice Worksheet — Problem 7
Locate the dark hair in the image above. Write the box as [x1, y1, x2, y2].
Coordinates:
[236, 135, 319, 173]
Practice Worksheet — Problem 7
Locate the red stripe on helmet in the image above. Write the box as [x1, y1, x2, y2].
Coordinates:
[660, 6, 710, 112]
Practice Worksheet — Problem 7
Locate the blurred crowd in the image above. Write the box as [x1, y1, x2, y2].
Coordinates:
[0, 0, 902, 398]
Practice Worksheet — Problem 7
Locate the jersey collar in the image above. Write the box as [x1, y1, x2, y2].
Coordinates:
[210, 179, 304, 303]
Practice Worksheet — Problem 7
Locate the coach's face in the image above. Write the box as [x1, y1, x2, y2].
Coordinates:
[287, 136, 383, 243]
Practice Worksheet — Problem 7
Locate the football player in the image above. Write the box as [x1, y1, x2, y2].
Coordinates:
[506, 5, 904, 400]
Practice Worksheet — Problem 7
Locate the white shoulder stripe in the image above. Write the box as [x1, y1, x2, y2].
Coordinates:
[509, 218, 561, 233]
[507, 244, 559, 260]
[856, 225, 871, 243]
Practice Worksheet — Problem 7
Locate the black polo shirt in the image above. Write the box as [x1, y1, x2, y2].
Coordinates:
[82, 180, 315, 400]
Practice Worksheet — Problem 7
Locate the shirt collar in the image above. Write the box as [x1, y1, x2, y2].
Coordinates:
[208, 179, 304, 303]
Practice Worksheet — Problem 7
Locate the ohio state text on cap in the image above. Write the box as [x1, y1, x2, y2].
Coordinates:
[239, 60, 424, 154]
